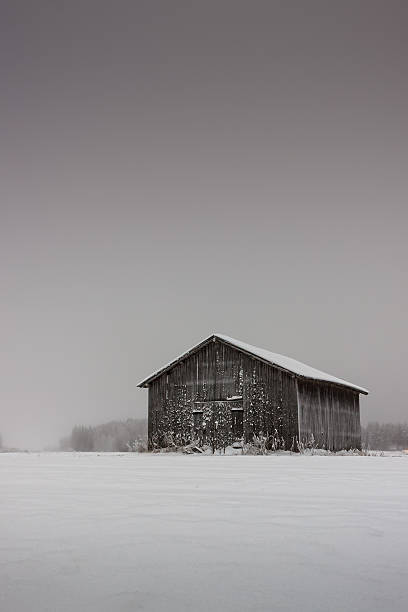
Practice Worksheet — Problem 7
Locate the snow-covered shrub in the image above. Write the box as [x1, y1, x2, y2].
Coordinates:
[241, 431, 292, 455]
[242, 434, 269, 455]
[297, 433, 317, 454]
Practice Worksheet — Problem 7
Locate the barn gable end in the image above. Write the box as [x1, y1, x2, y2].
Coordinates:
[146, 337, 299, 450]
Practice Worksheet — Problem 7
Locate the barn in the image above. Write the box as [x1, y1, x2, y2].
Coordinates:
[138, 333, 368, 452]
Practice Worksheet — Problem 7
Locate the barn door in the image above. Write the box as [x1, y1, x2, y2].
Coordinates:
[193, 411, 204, 441]
[192, 405, 214, 447]
[210, 402, 231, 451]
[192, 401, 243, 450]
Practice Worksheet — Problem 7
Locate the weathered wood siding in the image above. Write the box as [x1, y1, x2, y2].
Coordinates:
[297, 380, 361, 451]
[148, 338, 299, 449]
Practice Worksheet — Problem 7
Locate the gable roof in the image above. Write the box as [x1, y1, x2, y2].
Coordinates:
[137, 333, 369, 394]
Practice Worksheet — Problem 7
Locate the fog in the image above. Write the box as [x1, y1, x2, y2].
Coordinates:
[1, 1, 407, 448]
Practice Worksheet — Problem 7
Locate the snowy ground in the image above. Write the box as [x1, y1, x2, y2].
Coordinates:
[1, 453, 407, 612]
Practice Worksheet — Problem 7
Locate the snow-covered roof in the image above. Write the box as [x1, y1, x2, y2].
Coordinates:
[138, 333, 369, 394]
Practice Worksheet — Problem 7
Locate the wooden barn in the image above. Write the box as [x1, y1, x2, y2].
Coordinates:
[138, 334, 368, 452]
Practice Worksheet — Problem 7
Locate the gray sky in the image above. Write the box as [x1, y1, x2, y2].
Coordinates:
[1, 1, 407, 448]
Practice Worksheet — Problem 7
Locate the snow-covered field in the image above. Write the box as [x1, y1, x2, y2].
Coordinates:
[1, 453, 407, 612]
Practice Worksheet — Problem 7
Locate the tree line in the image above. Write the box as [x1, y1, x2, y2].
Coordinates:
[43, 420, 408, 453]
[59, 418, 147, 452]
[361, 422, 408, 450]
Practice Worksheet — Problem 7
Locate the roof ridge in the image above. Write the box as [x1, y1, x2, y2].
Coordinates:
[138, 333, 368, 394]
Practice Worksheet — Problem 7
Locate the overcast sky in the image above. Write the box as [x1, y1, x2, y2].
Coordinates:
[1, 1, 407, 448]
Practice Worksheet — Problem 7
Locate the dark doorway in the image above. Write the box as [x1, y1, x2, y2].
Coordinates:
[231, 409, 244, 439]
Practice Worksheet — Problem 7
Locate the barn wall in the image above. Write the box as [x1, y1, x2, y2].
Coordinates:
[147, 339, 299, 449]
[297, 380, 361, 451]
